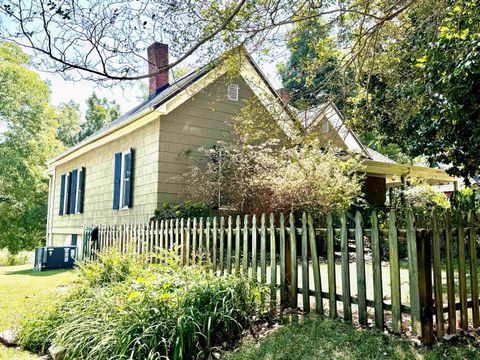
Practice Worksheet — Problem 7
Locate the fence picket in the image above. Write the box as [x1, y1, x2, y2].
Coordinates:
[444, 211, 456, 334]
[260, 214, 267, 284]
[418, 230, 434, 345]
[432, 209, 444, 337]
[279, 214, 287, 305]
[301, 213, 310, 313]
[180, 218, 185, 265]
[227, 216, 233, 274]
[192, 218, 197, 264]
[288, 213, 298, 308]
[340, 212, 351, 322]
[458, 212, 468, 330]
[186, 219, 191, 265]
[212, 217, 217, 272]
[327, 213, 336, 318]
[199, 218, 204, 264]
[308, 213, 322, 315]
[242, 215, 249, 274]
[388, 210, 401, 334]
[219, 217, 225, 274]
[406, 209, 421, 336]
[252, 215, 257, 281]
[235, 215, 241, 273]
[206, 218, 211, 264]
[355, 211, 367, 326]
[270, 213, 277, 311]
[469, 211, 479, 327]
[175, 219, 180, 257]
[371, 210, 383, 329]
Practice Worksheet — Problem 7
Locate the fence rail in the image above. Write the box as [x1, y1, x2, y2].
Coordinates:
[83, 209, 480, 345]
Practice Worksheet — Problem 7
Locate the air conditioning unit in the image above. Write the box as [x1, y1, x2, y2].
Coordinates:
[34, 246, 77, 271]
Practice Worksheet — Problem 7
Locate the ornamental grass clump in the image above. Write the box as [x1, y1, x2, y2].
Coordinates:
[18, 250, 266, 359]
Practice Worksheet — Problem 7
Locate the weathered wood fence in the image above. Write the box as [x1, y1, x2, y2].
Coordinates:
[82, 209, 480, 345]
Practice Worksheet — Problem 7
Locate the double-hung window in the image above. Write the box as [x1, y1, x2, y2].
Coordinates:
[59, 167, 86, 216]
[113, 149, 135, 210]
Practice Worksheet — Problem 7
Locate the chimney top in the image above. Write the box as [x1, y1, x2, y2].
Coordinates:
[147, 42, 169, 97]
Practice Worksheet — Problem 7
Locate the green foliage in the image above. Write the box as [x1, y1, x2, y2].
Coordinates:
[77, 92, 120, 142]
[0, 249, 30, 266]
[0, 42, 63, 253]
[55, 100, 81, 147]
[152, 201, 212, 221]
[18, 251, 265, 359]
[183, 139, 364, 215]
[279, 18, 354, 110]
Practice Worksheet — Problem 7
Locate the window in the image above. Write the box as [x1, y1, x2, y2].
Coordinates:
[227, 83, 239, 101]
[59, 167, 86, 216]
[113, 149, 135, 210]
[322, 121, 329, 133]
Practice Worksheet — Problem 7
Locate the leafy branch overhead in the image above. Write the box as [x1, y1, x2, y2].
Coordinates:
[0, 0, 414, 82]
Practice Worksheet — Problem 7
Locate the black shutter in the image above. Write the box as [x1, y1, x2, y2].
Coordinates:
[113, 152, 122, 209]
[123, 148, 135, 208]
[69, 169, 78, 214]
[59, 174, 66, 215]
[78, 167, 86, 213]
[65, 173, 71, 215]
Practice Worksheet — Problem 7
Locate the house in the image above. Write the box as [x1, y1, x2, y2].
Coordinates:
[45, 43, 455, 254]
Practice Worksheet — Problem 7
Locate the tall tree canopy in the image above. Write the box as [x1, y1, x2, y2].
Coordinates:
[0, 42, 63, 253]
[279, 18, 351, 110]
[55, 100, 81, 147]
[77, 93, 120, 142]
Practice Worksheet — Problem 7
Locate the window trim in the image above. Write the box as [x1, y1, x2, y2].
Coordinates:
[118, 150, 131, 210]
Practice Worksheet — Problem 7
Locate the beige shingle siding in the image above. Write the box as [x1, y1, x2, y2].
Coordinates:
[51, 119, 161, 245]
[49, 75, 255, 246]
[156, 75, 254, 204]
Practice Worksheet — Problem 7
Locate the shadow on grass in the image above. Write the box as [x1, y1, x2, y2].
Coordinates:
[228, 316, 479, 360]
[5, 268, 74, 277]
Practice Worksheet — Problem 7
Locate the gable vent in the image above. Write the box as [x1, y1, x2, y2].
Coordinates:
[227, 83, 239, 101]
[322, 121, 329, 133]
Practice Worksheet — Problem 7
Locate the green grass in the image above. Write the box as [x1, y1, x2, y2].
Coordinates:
[228, 316, 480, 360]
[0, 263, 76, 359]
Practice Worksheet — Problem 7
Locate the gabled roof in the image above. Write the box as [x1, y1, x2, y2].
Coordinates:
[48, 48, 299, 166]
[295, 102, 396, 164]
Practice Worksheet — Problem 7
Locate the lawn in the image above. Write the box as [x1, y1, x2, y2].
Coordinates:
[0, 263, 76, 359]
[228, 316, 480, 360]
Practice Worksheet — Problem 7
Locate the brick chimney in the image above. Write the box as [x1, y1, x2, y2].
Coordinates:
[276, 88, 291, 104]
[147, 42, 169, 97]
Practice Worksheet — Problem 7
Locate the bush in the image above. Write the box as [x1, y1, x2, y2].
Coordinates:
[182, 140, 363, 215]
[0, 248, 31, 266]
[18, 250, 266, 359]
[152, 201, 212, 221]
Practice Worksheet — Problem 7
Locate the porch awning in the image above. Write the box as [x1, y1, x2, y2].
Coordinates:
[362, 160, 457, 186]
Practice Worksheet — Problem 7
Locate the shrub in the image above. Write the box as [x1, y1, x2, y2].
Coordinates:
[182, 140, 363, 216]
[151, 201, 212, 221]
[18, 250, 266, 359]
[0, 248, 31, 266]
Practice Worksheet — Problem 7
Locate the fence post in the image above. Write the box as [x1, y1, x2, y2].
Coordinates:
[355, 211, 367, 326]
[270, 213, 277, 311]
[327, 213, 336, 318]
[371, 210, 383, 329]
[308, 213, 322, 315]
[340, 212, 352, 322]
[388, 210, 401, 334]
[301, 212, 310, 313]
[444, 210, 456, 334]
[432, 209, 445, 337]
[468, 211, 479, 328]
[288, 213, 297, 308]
[458, 212, 468, 330]
[406, 209, 421, 336]
[418, 229, 434, 345]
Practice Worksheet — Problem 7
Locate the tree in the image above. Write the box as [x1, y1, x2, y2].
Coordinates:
[345, 0, 480, 181]
[78, 93, 120, 142]
[0, 42, 63, 253]
[55, 100, 81, 147]
[0, 0, 414, 82]
[279, 18, 353, 110]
